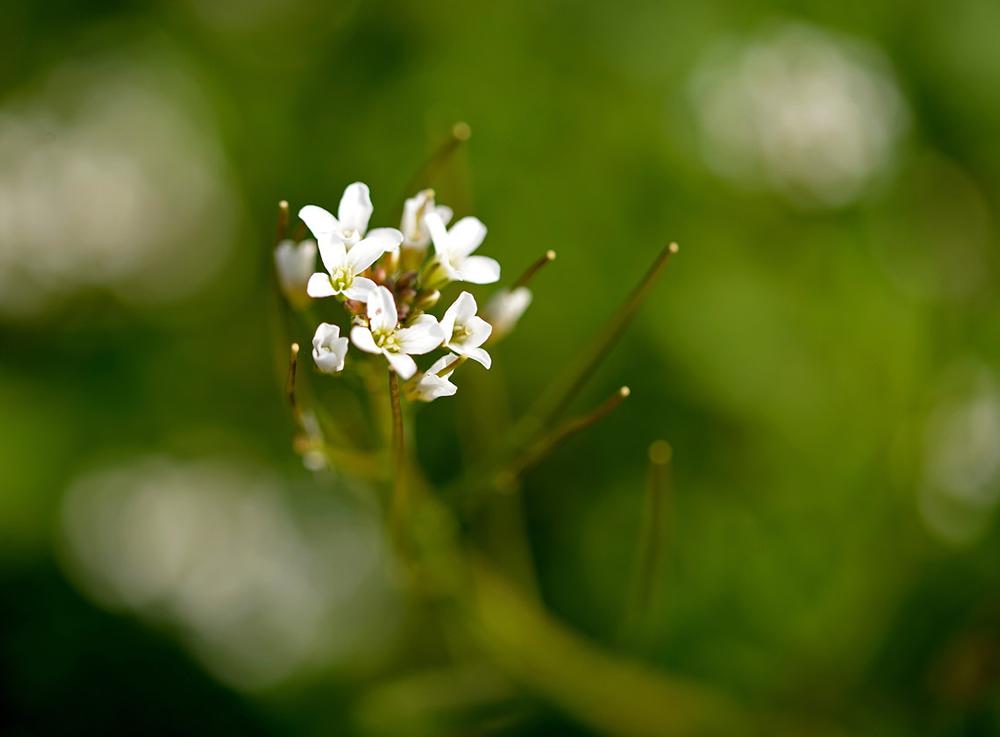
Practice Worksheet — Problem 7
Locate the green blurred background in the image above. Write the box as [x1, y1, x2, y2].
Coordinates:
[2, 0, 999, 735]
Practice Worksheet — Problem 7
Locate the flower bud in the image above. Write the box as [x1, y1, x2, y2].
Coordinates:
[312, 323, 349, 374]
[484, 287, 532, 341]
[413, 289, 440, 311]
[274, 239, 317, 308]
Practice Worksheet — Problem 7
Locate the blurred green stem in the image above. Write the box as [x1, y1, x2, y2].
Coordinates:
[467, 561, 745, 737]
[400, 470, 834, 736]
[329, 427, 843, 737]
[388, 370, 408, 536]
[624, 440, 672, 635]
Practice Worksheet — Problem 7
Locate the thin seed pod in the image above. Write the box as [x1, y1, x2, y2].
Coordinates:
[502, 386, 631, 483]
[537, 243, 678, 426]
[629, 440, 672, 623]
[286, 342, 301, 424]
[512, 249, 557, 289]
[275, 199, 289, 243]
[400, 122, 472, 202]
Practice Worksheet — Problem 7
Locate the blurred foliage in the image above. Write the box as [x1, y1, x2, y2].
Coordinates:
[2, 0, 1000, 735]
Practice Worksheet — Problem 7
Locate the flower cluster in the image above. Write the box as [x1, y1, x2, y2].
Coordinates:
[276, 182, 535, 401]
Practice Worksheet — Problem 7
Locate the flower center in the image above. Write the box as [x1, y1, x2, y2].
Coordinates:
[451, 324, 472, 343]
[329, 266, 353, 292]
[373, 329, 401, 352]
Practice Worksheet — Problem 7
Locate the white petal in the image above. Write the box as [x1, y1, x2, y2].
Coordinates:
[385, 351, 417, 380]
[346, 236, 390, 273]
[314, 349, 345, 373]
[313, 322, 341, 343]
[448, 217, 487, 258]
[337, 182, 373, 235]
[464, 346, 492, 369]
[331, 338, 350, 371]
[350, 326, 379, 354]
[436, 254, 460, 283]
[306, 273, 336, 298]
[318, 236, 348, 273]
[439, 295, 460, 338]
[367, 285, 398, 333]
[299, 205, 339, 239]
[424, 211, 450, 255]
[463, 315, 493, 348]
[412, 373, 457, 402]
[454, 291, 478, 323]
[440, 292, 477, 345]
[426, 353, 459, 378]
[366, 227, 405, 254]
[435, 205, 453, 227]
[455, 256, 500, 284]
[343, 276, 377, 302]
[397, 315, 444, 355]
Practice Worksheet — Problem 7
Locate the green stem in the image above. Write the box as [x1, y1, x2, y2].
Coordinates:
[399, 122, 471, 204]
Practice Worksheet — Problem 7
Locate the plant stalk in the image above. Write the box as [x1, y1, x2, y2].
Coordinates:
[388, 370, 407, 532]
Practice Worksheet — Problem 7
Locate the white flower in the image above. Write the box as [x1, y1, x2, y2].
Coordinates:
[298, 182, 402, 250]
[306, 229, 402, 302]
[350, 285, 444, 379]
[484, 287, 532, 341]
[274, 238, 316, 306]
[409, 354, 460, 402]
[401, 189, 452, 250]
[439, 291, 492, 368]
[424, 212, 500, 284]
[311, 323, 349, 374]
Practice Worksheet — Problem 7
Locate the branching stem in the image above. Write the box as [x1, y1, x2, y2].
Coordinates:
[538, 243, 678, 426]
[501, 386, 631, 484]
